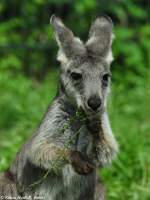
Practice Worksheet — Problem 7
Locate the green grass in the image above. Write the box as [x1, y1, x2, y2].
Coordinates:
[0, 69, 149, 200]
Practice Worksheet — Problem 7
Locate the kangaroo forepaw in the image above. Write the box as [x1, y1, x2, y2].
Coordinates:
[69, 151, 94, 175]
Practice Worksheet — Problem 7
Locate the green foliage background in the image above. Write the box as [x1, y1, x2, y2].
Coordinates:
[0, 0, 150, 199]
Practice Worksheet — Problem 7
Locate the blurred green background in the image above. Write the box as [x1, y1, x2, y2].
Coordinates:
[0, 0, 150, 199]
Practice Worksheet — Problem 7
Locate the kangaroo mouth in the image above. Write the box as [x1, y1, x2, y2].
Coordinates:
[86, 114, 102, 135]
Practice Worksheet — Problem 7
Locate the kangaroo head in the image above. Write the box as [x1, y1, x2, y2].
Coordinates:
[50, 15, 114, 115]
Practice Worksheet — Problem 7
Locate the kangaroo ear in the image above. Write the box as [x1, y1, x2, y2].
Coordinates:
[86, 16, 114, 63]
[50, 15, 86, 64]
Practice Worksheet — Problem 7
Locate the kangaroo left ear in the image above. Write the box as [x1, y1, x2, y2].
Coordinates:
[86, 16, 114, 64]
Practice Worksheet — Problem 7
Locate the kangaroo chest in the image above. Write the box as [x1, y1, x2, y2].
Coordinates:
[63, 118, 94, 156]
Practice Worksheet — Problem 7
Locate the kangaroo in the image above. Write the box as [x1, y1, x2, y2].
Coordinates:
[0, 15, 118, 200]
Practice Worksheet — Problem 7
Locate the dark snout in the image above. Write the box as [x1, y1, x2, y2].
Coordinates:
[87, 95, 101, 111]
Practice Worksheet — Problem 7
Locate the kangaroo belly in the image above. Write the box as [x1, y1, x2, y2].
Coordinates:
[33, 165, 96, 200]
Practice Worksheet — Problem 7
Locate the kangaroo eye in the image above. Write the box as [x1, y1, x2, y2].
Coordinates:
[71, 72, 82, 80]
[102, 73, 110, 87]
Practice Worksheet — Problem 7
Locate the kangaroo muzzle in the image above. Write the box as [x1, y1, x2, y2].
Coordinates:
[87, 95, 101, 111]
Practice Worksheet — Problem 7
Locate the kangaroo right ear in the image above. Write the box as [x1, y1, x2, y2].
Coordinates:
[50, 15, 86, 65]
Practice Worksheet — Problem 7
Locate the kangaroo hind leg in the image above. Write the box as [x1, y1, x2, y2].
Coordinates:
[0, 171, 18, 199]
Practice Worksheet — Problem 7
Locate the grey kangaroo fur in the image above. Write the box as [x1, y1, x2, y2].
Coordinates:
[0, 15, 118, 200]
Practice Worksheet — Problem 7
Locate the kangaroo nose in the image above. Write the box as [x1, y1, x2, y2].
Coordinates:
[87, 96, 101, 111]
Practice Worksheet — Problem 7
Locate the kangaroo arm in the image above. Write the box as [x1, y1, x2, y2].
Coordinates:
[28, 136, 71, 173]
[93, 112, 118, 167]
